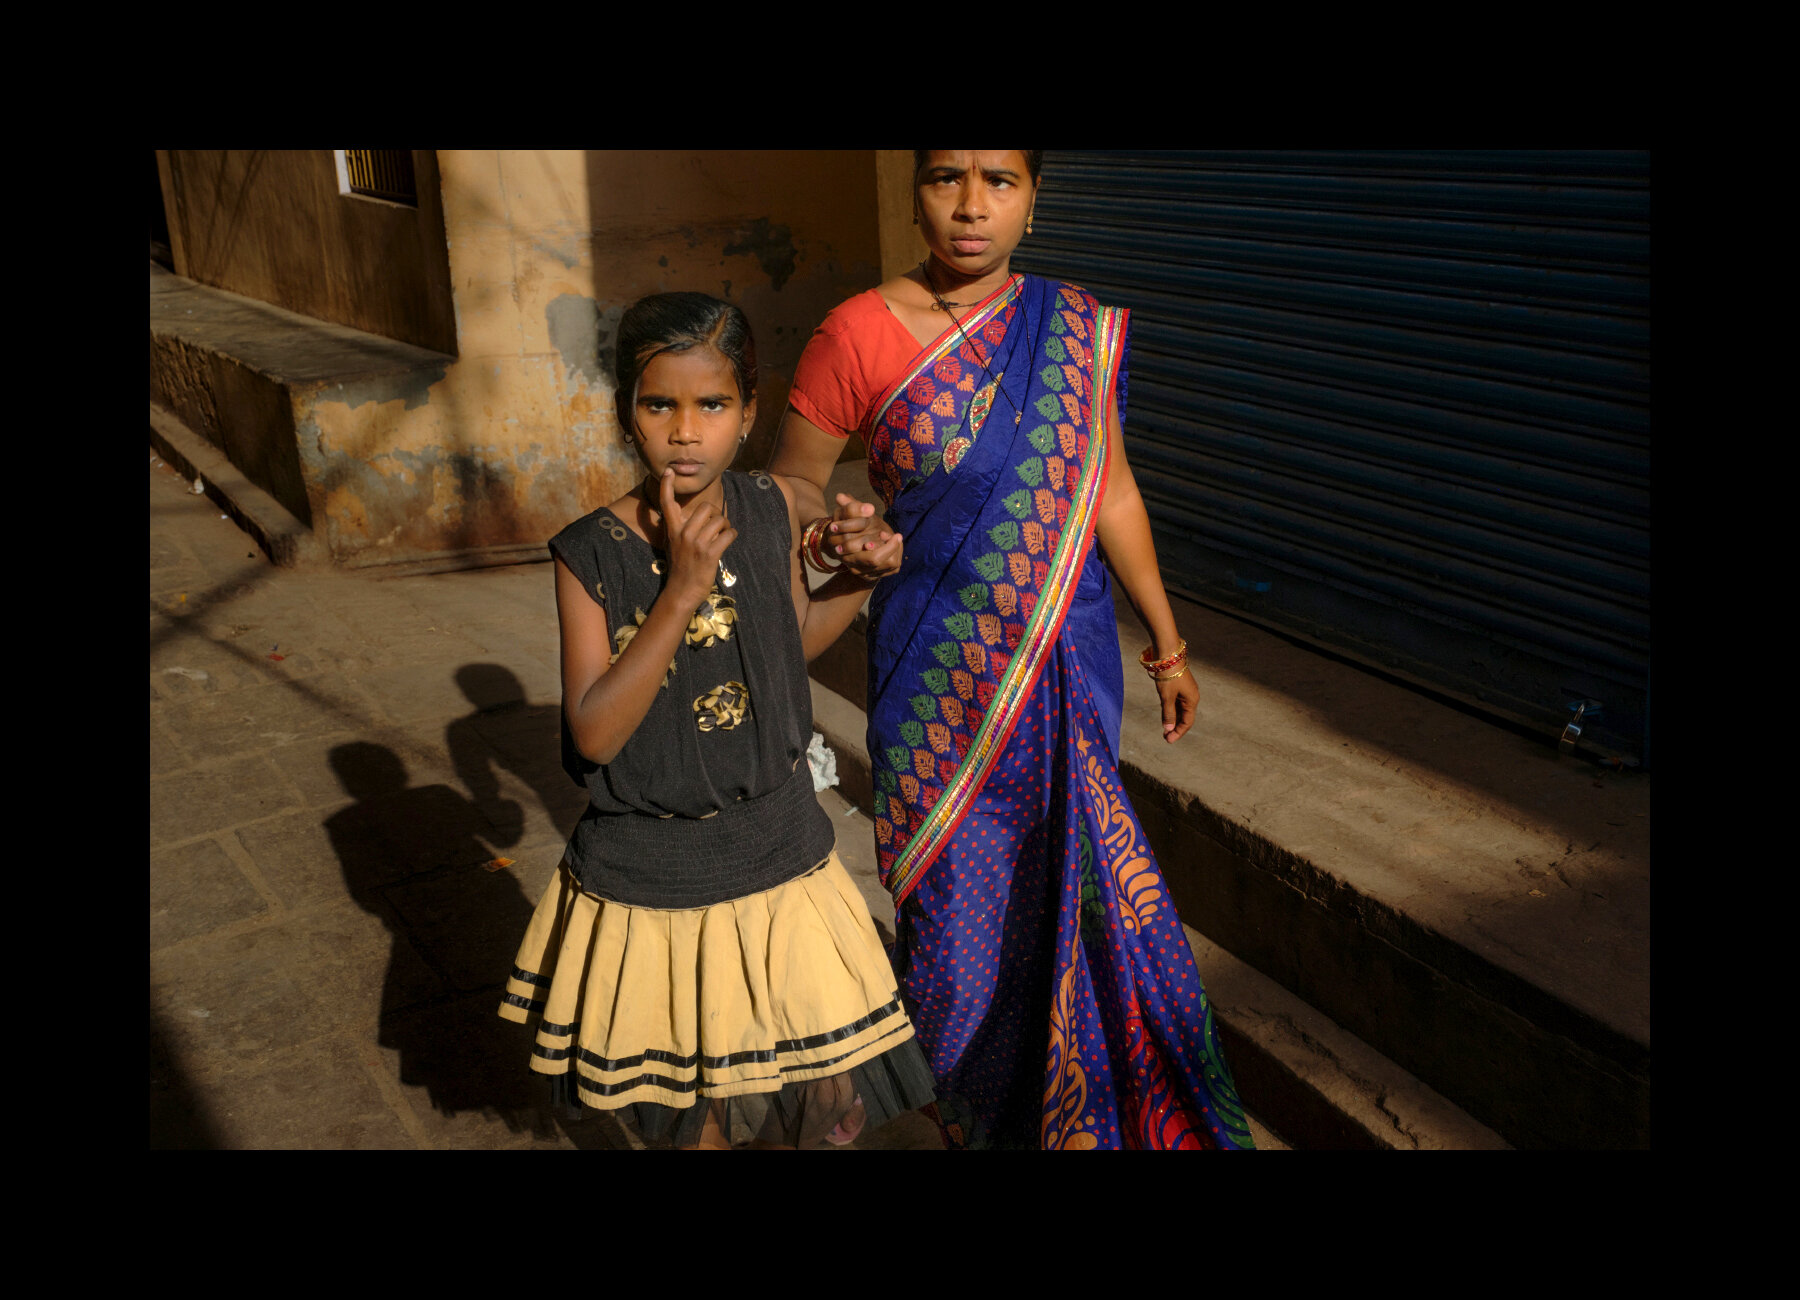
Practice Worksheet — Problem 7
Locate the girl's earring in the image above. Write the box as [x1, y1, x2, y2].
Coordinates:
[1027, 212, 1035, 235]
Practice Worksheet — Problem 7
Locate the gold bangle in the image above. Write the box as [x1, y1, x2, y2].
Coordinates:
[1150, 663, 1190, 682]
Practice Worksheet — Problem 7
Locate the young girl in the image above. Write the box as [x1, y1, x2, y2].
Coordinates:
[498, 292, 936, 1149]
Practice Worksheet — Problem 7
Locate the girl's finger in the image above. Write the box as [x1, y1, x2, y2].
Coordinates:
[660, 468, 684, 527]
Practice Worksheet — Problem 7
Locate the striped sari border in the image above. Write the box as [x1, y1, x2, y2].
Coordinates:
[887, 304, 1128, 905]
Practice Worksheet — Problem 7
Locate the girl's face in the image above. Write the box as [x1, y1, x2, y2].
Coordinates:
[628, 345, 755, 499]
[915, 150, 1037, 280]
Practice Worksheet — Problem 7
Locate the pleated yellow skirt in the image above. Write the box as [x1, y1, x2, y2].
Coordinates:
[499, 850, 919, 1113]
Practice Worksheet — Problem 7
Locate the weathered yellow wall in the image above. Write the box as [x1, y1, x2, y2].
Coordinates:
[158, 150, 457, 355]
[876, 150, 928, 283]
[296, 149, 884, 565]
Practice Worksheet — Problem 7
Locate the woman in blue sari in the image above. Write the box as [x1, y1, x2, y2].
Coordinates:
[771, 150, 1252, 1149]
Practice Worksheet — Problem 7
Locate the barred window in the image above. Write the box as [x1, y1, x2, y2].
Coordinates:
[336, 150, 417, 206]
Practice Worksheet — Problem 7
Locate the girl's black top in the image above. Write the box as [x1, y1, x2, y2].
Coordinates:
[548, 470, 834, 908]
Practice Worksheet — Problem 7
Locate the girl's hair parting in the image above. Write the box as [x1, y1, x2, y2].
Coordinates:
[913, 150, 1044, 184]
[614, 293, 758, 438]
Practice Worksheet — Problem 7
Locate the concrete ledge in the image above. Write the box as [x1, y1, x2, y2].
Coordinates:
[153, 264, 584, 572]
[1186, 926, 1507, 1150]
[151, 402, 325, 568]
[809, 668, 1508, 1150]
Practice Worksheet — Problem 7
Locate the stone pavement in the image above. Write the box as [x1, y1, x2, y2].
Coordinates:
[148, 449, 946, 1149]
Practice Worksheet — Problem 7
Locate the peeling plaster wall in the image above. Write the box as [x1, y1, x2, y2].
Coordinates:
[153, 150, 883, 567]
[876, 150, 930, 283]
[159, 150, 457, 355]
[335, 148, 885, 562]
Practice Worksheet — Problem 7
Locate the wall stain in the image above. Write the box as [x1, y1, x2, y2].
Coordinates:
[723, 218, 798, 291]
[546, 294, 624, 391]
[531, 234, 580, 269]
[317, 367, 446, 413]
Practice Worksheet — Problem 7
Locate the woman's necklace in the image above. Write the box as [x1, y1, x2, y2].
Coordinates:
[920, 259, 1023, 428]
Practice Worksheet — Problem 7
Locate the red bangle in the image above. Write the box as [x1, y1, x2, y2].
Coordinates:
[1139, 638, 1187, 674]
[803, 519, 843, 573]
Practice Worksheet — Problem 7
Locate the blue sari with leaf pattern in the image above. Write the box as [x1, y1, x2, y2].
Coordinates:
[859, 273, 1252, 1149]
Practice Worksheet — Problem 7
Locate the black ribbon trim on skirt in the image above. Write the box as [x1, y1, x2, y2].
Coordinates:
[778, 1021, 911, 1076]
[540, 1018, 576, 1037]
[773, 996, 903, 1055]
[563, 1022, 913, 1102]
[533, 1043, 574, 1061]
[573, 1070, 719, 1099]
[511, 965, 554, 989]
[568, 998, 905, 1074]
[502, 991, 546, 1014]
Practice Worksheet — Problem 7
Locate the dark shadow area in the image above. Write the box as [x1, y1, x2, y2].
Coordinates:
[149, 1007, 224, 1149]
[323, 740, 603, 1144]
[446, 663, 586, 848]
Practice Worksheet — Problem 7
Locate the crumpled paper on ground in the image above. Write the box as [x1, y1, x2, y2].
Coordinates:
[806, 731, 838, 792]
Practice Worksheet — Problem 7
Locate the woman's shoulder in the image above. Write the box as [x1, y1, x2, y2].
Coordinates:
[813, 287, 893, 339]
[1036, 275, 1106, 316]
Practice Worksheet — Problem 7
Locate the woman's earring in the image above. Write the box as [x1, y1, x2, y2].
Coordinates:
[1027, 212, 1035, 235]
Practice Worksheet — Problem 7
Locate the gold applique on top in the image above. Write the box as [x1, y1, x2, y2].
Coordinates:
[693, 681, 751, 732]
[687, 586, 738, 648]
[611, 607, 676, 687]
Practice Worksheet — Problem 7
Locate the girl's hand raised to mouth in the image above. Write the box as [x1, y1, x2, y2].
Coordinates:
[660, 467, 738, 609]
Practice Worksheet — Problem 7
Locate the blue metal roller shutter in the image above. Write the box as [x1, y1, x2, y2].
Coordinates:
[1012, 150, 1651, 762]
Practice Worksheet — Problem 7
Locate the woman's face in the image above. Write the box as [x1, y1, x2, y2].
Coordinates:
[915, 150, 1037, 281]
[627, 345, 755, 498]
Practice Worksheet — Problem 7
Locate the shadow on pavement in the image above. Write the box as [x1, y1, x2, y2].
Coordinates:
[446, 663, 585, 847]
[323, 739, 601, 1144]
[150, 1007, 224, 1149]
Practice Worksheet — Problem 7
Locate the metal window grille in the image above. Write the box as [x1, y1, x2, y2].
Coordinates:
[343, 150, 417, 205]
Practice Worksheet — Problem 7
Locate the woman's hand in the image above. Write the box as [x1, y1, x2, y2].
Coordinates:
[661, 469, 737, 608]
[849, 528, 904, 581]
[1157, 668, 1199, 743]
[825, 493, 903, 581]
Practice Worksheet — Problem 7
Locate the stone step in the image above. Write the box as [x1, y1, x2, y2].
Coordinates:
[810, 677, 1507, 1151]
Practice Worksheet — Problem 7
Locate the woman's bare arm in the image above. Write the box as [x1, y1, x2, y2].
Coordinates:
[1092, 396, 1199, 742]
[773, 473, 902, 662]
[770, 404, 896, 579]
[767, 407, 843, 525]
